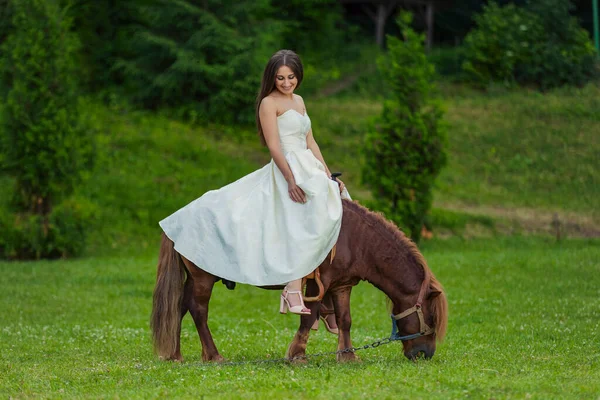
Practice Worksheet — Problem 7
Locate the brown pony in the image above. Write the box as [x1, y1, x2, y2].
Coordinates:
[151, 200, 448, 362]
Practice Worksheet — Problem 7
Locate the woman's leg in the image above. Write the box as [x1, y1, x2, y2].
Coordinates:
[281, 279, 311, 314]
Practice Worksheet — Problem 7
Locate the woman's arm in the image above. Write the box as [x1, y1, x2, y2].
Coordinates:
[298, 96, 346, 194]
[296, 95, 332, 176]
[306, 129, 346, 194]
[306, 129, 331, 176]
[259, 97, 306, 203]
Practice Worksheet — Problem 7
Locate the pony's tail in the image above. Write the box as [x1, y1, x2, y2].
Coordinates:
[151, 233, 185, 359]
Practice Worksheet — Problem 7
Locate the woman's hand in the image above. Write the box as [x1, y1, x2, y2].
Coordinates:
[288, 179, 307, 203]
[336, 178, 346, 194]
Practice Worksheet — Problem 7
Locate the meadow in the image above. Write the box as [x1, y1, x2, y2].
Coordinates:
[1, 238, 598, 398]
[1, 81, 599, 398]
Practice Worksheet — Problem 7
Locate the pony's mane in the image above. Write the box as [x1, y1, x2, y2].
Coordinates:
[342, 200, 448, 341]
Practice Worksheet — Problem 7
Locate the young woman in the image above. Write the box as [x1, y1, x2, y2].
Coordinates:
[159, 49, 349, 317]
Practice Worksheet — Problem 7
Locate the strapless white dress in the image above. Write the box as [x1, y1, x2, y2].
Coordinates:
[159, 109, 349, 285]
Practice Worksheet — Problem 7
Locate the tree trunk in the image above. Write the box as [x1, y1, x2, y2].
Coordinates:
[376, 3, 386, 48]
[425, 1, 434, 52]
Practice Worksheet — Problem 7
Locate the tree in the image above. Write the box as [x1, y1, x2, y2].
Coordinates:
[114, 0, 282, 123]
[363, 12, 447, 243]
[0, 0, 94, 258]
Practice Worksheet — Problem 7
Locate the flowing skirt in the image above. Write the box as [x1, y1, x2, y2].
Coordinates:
[159, 149, 346, 286]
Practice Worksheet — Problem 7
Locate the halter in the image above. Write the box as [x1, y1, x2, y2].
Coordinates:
[389, 273, 435, 341]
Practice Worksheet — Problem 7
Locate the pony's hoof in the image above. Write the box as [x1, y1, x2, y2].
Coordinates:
[288, 356, 308, 365]
[285, 343, 308, 364]
[337, 352, 361, 363]
[161, 354, 183, 362]
[203, 354, 225, 363]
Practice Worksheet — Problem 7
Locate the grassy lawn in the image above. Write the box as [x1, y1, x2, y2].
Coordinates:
[1, 238, 598, 399]
[3, 81, 594, 251]
[310, 83, 600, 228]
[1, 76, 598, 398]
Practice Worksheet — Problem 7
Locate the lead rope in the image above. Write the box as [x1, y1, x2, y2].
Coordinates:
[181, 333, 414, 367]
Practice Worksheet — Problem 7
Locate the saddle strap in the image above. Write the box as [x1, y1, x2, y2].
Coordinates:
[302, 244, 336, 302]
[302, 267, 324, 302]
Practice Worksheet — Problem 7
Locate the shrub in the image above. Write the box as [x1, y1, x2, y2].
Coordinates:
[0, 196, 98, 259]
[462, 2, 543, 85]
[427, 46, 468, 81]
[522, 0, 598, 89]
[0, 0, 94, 258]
[462, 1, 597, 89]
[362, 13, 448, 243]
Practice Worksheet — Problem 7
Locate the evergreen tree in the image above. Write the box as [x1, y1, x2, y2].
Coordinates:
[115, 0, 282, 123]
[0, 0, 94, 258]
[363, 13, 447, 243]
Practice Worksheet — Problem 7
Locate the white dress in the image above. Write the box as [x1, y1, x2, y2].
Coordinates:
[159, 109, 349, 286]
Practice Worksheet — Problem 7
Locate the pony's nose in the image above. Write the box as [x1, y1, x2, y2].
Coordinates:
[405, 344, 435, 360]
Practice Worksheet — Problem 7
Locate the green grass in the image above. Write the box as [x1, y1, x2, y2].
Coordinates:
[1, 238, 598, 398]
[436, 83, 600, 219]
[69, 107, 268, 255]
[3, 81, 596, 253]
[308, 83, 600, 225]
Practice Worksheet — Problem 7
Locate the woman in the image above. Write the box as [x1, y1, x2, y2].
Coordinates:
[159, 49, 349, 316]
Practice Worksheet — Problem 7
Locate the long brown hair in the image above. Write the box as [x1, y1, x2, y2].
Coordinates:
[255, 49, 304, 146]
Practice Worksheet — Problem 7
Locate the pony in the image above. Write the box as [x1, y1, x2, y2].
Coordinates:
[151, 199, 448, 362]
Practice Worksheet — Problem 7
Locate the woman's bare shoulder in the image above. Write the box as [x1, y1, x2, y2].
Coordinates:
[293, 94, 307, 109]
[260, 95, 278, 112]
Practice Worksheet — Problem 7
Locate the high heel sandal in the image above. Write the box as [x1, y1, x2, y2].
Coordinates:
[311, 309, 339, 334]
[280, 290, 311, 315]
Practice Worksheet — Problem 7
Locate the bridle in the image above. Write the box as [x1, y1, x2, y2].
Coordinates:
[390, 273, 435, 341]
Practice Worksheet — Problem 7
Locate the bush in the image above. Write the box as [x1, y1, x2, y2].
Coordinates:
[362, 13, 448, 243]
[428, 47, 468, 81]
[0, 0, 95, 258]
[522, 0, 598, 89]
[0, 197, 98, 259]
[462, 1, 597, 89]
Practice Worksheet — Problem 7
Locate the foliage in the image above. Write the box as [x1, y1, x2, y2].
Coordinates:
[64, 0, 136, 91]
[462, 0, 598, 89]
[427, 46, 468, 81]
[271, 0, 347, 55]
[363, 13, 447, 243]
[0, 196, 98, 259]
[462, 2, 543, 85]
[0, 0, 95, 258]
[114, 0, 282, 124]
[522, 0, 599, 89]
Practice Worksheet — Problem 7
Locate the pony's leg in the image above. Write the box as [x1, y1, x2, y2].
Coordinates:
[180, 257, 224, 362]
[170, 286, 190, 362]
[285, 280, 321, 363]
[331, 286, 359, 362]
[320, 292, 338, 331]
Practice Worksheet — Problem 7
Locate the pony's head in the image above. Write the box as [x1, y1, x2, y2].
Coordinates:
[340, 200, 448, 360]
[391, 274, 448, 360]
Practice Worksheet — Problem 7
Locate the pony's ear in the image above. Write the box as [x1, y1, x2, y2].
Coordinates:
[428, 286, 442, 299]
